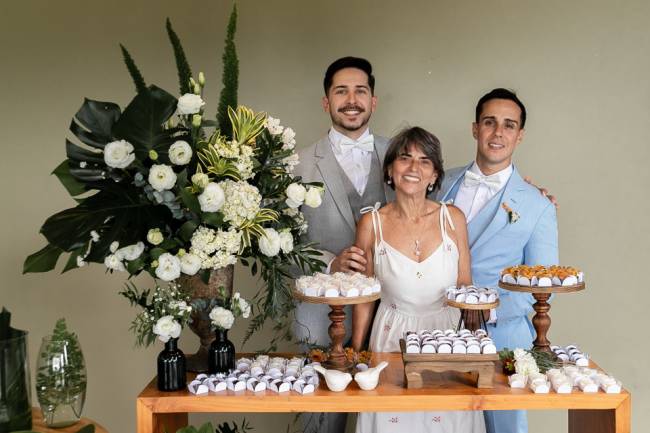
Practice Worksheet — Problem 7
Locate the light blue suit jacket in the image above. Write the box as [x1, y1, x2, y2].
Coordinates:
[438, 163, 559, 349]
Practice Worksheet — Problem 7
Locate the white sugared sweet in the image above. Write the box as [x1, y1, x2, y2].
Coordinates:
[403, 329, 495, 355]
[296, 272, 380, 298]
[508, 374, 527, 388]
[446, 285, 499, 305]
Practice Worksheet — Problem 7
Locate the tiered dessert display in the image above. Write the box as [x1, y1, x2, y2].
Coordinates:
[499, 265, 585, 353]
[445, 285, 499, 331]
[294, 273, 381, 371]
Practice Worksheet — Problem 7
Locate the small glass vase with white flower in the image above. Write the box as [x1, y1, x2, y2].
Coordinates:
[205, 286, 251, 374]
[120, 283, 193, 391]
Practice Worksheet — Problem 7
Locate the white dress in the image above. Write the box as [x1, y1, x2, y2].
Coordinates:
[356, 202, 486, 433]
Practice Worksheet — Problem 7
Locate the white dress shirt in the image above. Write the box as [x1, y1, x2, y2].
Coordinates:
[329, 127, 373, 195]
[454, 162, 513, 223]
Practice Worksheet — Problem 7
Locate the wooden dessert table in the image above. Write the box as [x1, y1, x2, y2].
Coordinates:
[136, 353, 630, 433]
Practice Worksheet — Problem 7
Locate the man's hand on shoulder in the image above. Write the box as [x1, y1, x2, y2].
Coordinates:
[524, 176, 558, 209]
[331, 246, 367, 273]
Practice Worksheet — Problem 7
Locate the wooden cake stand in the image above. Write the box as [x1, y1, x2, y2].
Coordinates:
[446, 299, 499, 332]
[498, 281, 585, 353]
[293, 291, 380, 371]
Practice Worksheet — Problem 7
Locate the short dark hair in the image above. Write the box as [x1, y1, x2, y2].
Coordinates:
[475, 88, 527, 128]
[383, 127, 445, 193]
[323, 56, 375, 95]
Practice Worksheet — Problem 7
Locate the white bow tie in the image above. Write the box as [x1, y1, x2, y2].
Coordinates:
[338, 134, 374, 154]
[463, 170, 501, 190]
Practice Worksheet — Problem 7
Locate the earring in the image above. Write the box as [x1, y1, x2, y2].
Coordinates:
[427, 183, 434, 192]
[387, 177, 392, 185]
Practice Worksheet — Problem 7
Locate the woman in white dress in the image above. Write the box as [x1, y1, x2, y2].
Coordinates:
[352, 127, 486, 433]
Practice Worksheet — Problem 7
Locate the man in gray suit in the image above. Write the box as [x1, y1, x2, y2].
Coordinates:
[293, 56, 390, 433]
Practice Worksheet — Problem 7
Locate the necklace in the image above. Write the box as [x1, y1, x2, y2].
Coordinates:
[414, 240, 421, 257]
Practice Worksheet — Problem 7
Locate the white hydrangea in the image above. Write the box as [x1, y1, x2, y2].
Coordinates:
[104, 254, 125, 272]
[304, 187, 323, 208]
[209, 306, 235, 330]
[177, 93, 205, 115]
[148, 164, 177, 192]
[116, 241, 145, 261]
[279, 230, 294, 254]
[179, 252, 201, 276]
[198, 182, 225, 213]
[104, 140, 135, 169]
[168, 140, 193, 165]
[153, 315, 182, 343]
[155, 253, 181, 281]
[285, 183, 306, 208]
[189, 226, 242, 270]
[281, 127, 296, 150]
[235, 145, 255, 180]
[215, 140, 240, 159]
[265, 116, 284, 135]
[514, 348, 540, 376]
[258, 227, 281, 257]
[220, 180, 262, 226]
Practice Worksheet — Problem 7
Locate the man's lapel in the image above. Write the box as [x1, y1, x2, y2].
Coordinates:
[440, 163, 473, 203]
[375, 136, 393, 201]
[470, 167, 527, 251]
[315, 136, 356, 231]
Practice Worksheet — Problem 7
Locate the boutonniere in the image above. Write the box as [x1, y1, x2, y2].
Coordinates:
[501, 202, 520, 223]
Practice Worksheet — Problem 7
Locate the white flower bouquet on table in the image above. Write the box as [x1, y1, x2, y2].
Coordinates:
[207, 287, 251, 331]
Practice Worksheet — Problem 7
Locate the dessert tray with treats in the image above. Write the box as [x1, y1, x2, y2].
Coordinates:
[508, 365, 622, 394]
[500, 265, 584, 289]
[445, 285, 499, 309]
[399, 329, 499, 389]
[295, 272, 381, 299]
[187, 355, 319, 396]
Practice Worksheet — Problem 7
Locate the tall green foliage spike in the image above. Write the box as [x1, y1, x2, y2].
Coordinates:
[119, 44, 147, 94]
[166, 18, 193, 95]
[217, 3, 239, 139]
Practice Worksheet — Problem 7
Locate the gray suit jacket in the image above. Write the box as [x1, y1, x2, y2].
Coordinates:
[295, 134, 392, 265]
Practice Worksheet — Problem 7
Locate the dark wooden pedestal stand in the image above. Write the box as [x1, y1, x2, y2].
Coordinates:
[446, 299, 500, 332]
[498, 281, 585, 353]
[293, 291, 380, 371]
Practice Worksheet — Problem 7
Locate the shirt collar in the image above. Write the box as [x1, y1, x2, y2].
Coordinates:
[329, 127, 371, 155]
[468, 161, 513, 188]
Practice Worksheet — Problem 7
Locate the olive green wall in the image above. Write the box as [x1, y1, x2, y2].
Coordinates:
[1, 0, 648, 432]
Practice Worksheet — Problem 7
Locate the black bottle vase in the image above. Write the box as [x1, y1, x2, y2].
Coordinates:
[208, 328, 235, 374]
[157, 338, 186, 391]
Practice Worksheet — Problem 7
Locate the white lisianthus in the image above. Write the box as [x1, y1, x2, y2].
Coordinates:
[265, 116, 284, 135]
[104, 254, 125, 272]
[110, 241, 120, 253]
[147, 228, 164, 245]
[116, 241, 145, 261]
[258, 228, 281, 257]
[104, 139, 135, 169]
[153, 315, 182, 343]
[148, 164, 177, 192]
[179, 252, 201, 276]
[285, 183, 306, 208]
[209, 306, 235, 330]
[191, 172, 210, 189]
[198, 182, 225, 212]
[281, 127, 296, 149]
[304, 187, 323, 208]
[238, 297, 251, 319]
[177, 93, 205, 115]
[279, 230, 294, 254]
[168, 140, 193, 165]
[155, 253, 181, 281]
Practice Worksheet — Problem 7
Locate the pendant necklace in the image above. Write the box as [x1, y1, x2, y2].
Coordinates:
[414, 240, 421, 257]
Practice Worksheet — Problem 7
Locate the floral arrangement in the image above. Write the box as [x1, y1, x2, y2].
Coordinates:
[24, 13, 325, 347]
[120, 282, 193, 346]
[208, 287, 251, 331]
[499, 348, 559, 375]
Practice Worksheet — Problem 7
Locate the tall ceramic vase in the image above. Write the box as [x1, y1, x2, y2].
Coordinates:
[179, 265, 234, 372]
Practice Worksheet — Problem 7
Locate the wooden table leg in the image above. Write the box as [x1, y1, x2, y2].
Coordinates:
[137, 399, 188, 433]
[568, 394, 631, 433]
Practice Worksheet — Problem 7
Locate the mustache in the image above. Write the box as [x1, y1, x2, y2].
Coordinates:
[338, 105, 365, 113]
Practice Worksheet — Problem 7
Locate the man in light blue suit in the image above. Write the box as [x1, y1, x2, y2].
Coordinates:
[438, 88, 558, 433]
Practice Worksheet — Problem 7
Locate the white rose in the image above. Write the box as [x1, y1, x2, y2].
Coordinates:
[168, 140, 193, 165]
[279, 230, 294, 254]
[179, 253, 201, 276]
[198, 182, 225, 212]
[177, 93, 205, 115]
[155, 253, 181, 281]
[147, 228, 164, 245]
[104, 140, 135, 169]
[116, 242, 145, 261]
[153, 315, 182, 343]
[238, 298, 251, 319]
[258, 228, 281, 257]
[304, 187, 323, 208]
[148, 164, 177, 192]
[191, 172, 210, 189]
[209, 306, 235, 330]
[104, 254, 125, 272]
[285, 183, 306, 208]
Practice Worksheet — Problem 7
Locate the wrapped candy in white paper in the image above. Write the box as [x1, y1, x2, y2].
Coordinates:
[437, 343, 452, 354]
[530, 380, 550, 393]
[502, 274, 517, 284]
[452, 344, 467, 354]
[538, 277, 552, 287]
[465, 294, 479, 304]
[455, 293, 467, 303]
[562, 275, 578, 286]
[517, 276, 531, 286]
[421, 343, 436, 353]
[508, 374, 527, 388]
[482, 343, 497, 354]
[406, 344, 420, 354]
[577, 377, 598, 393]
[339, 286, 360, 297]
[467, 344, 481, 354]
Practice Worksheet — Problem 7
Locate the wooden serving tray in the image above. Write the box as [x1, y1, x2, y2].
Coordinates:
[293, 290, 380, 305]
[446, 299, 499, 310]
[399, 339, 498, 388]
[498, 281, 585, 294]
